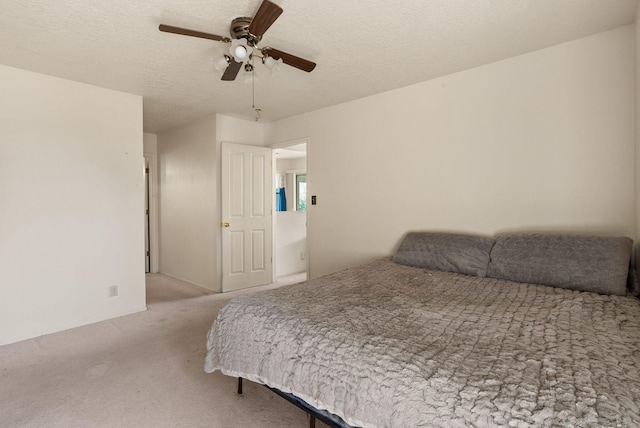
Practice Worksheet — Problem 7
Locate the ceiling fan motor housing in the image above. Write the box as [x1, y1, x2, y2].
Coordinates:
[230, 17, 261, 46]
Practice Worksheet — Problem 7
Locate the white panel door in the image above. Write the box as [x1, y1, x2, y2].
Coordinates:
[221, 142, 272, 292]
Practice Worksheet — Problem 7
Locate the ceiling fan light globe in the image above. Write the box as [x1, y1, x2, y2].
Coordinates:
[214, 55, 230, 72]
[271, 57, 283, 73]
[235, 45, 247, 59]
[230, 39, 253, 62]
[262, 55, 277, 69]
[263, 56, 283, 74]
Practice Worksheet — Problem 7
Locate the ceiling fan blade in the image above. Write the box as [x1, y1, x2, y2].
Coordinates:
[248, 0, 283, 38]
[262, 47, 316, 72]
[159, 24, 230, 43]
[221, 58, 243, 81]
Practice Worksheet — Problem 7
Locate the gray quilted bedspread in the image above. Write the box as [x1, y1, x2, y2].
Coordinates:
[204, 259, 640, 427]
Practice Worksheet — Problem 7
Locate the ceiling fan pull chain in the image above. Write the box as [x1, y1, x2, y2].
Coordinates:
[252, 64, 261, 122]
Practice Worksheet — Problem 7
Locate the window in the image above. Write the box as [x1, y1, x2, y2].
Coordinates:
[296, 174, 307, 212]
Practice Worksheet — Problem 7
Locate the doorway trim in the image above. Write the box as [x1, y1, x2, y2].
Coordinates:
[271, 137, 310, 282]
[144, 153, 159, 273]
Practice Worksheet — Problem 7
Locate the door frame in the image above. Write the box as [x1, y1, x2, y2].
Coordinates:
[270, 138, 310, 282]
[144, 153, 159, 273]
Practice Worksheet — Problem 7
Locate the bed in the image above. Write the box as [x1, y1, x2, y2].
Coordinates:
[204, 232, 640, 427]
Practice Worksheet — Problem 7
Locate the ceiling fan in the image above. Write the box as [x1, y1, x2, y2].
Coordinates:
[159, 0, 316, 81]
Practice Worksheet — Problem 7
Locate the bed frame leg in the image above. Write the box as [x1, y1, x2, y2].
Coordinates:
[237, 377, 243, 395]
[309, 414, 315, 428]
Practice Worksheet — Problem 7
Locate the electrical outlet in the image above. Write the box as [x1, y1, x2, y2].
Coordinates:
[109, 285, 119, 298]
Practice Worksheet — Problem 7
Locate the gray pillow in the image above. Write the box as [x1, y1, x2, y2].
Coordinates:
[393, 232, 495, 277]
[487, 233, 632, 296]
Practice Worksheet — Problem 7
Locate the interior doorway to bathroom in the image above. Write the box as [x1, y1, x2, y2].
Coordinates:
[273, 140, 308, 284]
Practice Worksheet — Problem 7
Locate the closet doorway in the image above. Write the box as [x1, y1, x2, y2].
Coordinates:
[273, 140, 308, 284]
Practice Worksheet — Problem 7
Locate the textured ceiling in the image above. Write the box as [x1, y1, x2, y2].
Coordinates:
[0, 0, 637, 133]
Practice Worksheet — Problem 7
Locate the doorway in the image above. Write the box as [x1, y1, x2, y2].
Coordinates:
[273, 140, 308, 283]
[144, 158, 150, 273]
[143, 154, 158, 274]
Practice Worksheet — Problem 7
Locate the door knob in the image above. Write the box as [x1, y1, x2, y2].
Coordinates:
[222, 222, 230, 227]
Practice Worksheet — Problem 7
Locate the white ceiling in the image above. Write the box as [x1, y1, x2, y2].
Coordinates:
[0, 0, 637, 133]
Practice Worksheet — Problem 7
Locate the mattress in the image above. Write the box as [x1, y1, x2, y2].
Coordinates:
[205, 258, 640, 427]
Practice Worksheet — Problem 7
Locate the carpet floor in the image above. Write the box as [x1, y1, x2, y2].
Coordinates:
[0, 273, 327, 427]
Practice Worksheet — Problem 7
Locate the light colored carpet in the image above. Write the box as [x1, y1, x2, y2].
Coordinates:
[0, 274, 328, 427]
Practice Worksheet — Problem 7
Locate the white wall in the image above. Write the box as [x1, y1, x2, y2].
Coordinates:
[143, 133, 157, 154]
[0, 65, 145, 345]
[276, 212, 307, 277]
[277, 157, 306, 172]
[266, 26, 636, 278]
[216, 114, 265, 146]
[157, 115, 217, 290]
